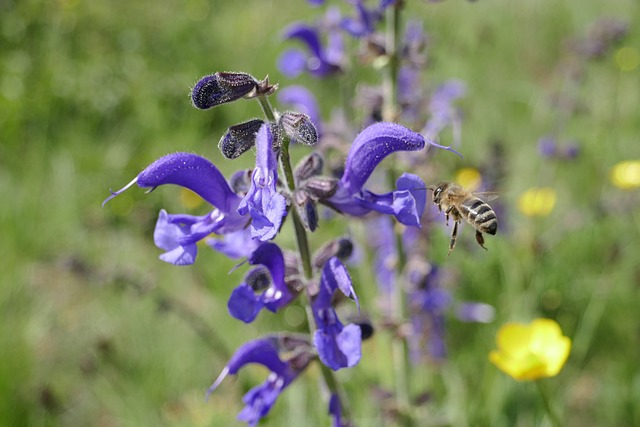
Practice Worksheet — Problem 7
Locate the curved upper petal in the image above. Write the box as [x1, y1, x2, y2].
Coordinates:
[136, 152, 241, 212]
[340, 122, 425, 194]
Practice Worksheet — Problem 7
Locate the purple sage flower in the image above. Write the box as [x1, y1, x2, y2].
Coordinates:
[279, 20, 343, 78]
[206, 335, 314, 427]
[237, 124, 287, 241]
[103, 153, 248, 265]
[312, 257, 362, 370]
[422, 80, 466, 156]
[227, 243, 295, 323]
[341, 0, 381, 38]
[322, 122, 427, 227]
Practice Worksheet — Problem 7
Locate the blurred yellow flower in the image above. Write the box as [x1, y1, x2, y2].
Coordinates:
[489, 318, 571, 381]
[615, 46, 640, 72]
[610, 160, 640, 190]
[455, 167, 482, 192]
[518, 187, 556, 216]
[180, 188, 204, 209]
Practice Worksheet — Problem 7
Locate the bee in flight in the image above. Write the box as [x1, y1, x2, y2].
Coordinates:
[429, 181, 498, 256]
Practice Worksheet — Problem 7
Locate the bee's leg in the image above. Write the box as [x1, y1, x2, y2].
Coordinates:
[448, 221, 459, 256]
[475, 230, 488, 251]
[445, 206, 453, 226]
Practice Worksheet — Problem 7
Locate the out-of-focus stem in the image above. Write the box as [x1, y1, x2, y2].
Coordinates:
[383, 4, 414, 424]
[383, 1, 403, 122]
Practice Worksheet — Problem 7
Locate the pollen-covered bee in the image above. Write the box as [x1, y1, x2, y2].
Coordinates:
[429, 181, 498, 256]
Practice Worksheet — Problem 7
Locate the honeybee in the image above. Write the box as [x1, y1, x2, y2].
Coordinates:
[429, 182, 498, 256]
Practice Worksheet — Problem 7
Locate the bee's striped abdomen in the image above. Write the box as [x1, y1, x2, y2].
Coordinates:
[460, 198, 498, 235]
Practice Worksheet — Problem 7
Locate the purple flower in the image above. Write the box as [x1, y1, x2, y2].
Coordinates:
[366, 216, 397, 296]
[103, 153, 248, 265]
[206, 336, 313, 427]
[279, 21, 342, 78]
[341, 0, 381, 38]
[227, 243, 295, 323]
[322, 122, 427, 227]
[237, 124, 287, 241]
[312, 257, 361, 370]
[422, 80, 466, 156]
[408, 264, 451, 360]
[206, 228, 261, 260]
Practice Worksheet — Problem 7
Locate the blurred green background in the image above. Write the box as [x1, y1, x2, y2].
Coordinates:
[1, 0, 639, 425]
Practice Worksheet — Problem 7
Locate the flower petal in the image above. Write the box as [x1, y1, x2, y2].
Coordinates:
[136, 153, 241, 211]
[340, 122, 425, 194]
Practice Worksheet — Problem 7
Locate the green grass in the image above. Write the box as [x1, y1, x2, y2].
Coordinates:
[1, 0, 639, 425]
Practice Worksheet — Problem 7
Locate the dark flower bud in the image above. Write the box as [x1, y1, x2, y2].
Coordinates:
[301, 176, 338, 200]
[245, 266, 272, 292]
[279, 111, 318, 146]
[219, 119, 264, 159]
[294, 192, 318, 232]
[191, 72, 259, 109]
[294, 152, 324, 182]
[312, 236, 354, 269]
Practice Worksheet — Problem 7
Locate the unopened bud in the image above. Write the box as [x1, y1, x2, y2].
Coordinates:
[191, 72, 259, 109]
[279, 111, 318, 145]
[301, 176, 338, 200]
[294, 152, 324, 182]
[219, 119, 264, 159]
[295, 195, 318, 232]
[312, 237, 354, 269]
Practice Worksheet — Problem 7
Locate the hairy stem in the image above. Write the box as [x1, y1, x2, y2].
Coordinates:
[383, 4, 414, 423]
[257, 95, 351, 422]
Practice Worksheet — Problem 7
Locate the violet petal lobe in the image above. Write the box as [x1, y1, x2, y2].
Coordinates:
[136, 152, 241, 212]
[340, 122, 425, 194]
[228, 283, 265, 323]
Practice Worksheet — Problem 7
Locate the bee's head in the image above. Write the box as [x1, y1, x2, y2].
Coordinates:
[429, 182, 449, 204]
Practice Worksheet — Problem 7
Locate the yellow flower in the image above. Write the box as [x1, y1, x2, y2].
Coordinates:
[517, 187, 556, 217]
[489, 318, 571, 381]
[610, 160, 640, 190]
[454, 167, 482, 192]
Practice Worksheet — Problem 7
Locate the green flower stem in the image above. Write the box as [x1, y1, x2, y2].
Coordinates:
[257, 95, 276, 122]
[257, 95, 351, 422]
[535, 380, 563, 427]
[382, 1, 403, 122]
[383, 5, 414, 422]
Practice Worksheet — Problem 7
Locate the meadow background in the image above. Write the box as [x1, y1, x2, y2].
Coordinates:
[1, 0, 639, 425]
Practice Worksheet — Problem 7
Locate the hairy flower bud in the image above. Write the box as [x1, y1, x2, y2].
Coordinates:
[294, 191, 319, 232]
[279, 111, 319, 145]
[294, 152, 324, 182]
[301, 176, 338, 200]
[219, 119, 264, 159]
[312, 237, 354, 269]
[191, 72, 259, 109]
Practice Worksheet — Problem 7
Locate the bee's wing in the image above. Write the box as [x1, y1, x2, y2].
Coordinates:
[473, 191, 500, 202]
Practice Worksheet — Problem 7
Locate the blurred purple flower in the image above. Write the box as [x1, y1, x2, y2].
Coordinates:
[279, 19, 343, 78]
[322, 122, 427, 226]
[538, 136, 580, 160]
[312, 257, 362, 370]
[455, 302, 495, 323]
[367, 216, 397, 295]
[228, 243, 295, 323]
[206, 336, 313, 426]
[103, 153, 248, 265]
[341, 0, 381, 38]
[422, 80, 466, 156]
[237, 124, 287, 241]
